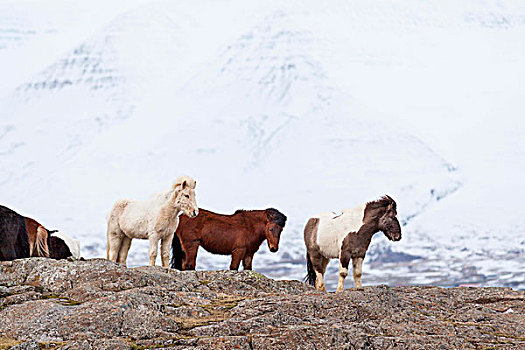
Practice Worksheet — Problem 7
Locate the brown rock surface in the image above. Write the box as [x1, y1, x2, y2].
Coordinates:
[0, 258, 524, 349]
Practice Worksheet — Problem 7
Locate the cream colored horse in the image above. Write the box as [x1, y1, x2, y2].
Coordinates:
[106, 176, 199, 267]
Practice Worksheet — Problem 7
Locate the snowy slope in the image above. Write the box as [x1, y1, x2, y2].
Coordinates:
[1, 0, 524, 289]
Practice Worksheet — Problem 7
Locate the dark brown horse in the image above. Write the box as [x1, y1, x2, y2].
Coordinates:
[171, 208, 287, 270]
[0, 205, 80, 261]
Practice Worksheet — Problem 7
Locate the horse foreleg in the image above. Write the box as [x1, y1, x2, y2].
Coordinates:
[148, 235, 160, 266]
[352, 257, 364, 288]
[242, 254, 254, 270]
[230, 248, 246, 271]
[160, 235, 174, 268]
[117, 236, 132, 266]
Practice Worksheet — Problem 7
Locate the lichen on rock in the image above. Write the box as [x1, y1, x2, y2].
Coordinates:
[1, 258, 524, 349]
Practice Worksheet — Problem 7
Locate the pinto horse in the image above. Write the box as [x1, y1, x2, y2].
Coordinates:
[0, 205, 80, 261]
[171, 208, 287, 271]
[107, 176, 199, 267]
[304, 195, 401, 292]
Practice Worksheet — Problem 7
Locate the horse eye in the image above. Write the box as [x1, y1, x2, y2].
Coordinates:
[184, 194, 189, 198]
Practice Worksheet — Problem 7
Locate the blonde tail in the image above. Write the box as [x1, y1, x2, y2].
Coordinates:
[34, 226, 50, 258]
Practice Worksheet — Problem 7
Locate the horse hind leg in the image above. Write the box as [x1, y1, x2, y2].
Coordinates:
[182, 240, 199, 270]
[315, 257, 329, 292]
[304, 218, 328, 291]
[107, 227, 125, 263]
[117, 236, 132, 266]
[106, 202, 127, 263]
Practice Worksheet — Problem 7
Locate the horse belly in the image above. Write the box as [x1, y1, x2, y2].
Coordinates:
[118, 208, 151, 239]
[317, 237, 342, 259]
[316, 221, 346, 259]
[198, 227, 237, 255]
[200, 235, 235, 255]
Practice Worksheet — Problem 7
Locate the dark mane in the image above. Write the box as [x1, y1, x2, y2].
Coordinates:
[266, 208, 287, 227]
[234, 209, 246, 214]
[365, 195, 396, 214]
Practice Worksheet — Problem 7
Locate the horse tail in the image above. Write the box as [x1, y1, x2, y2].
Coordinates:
[170, 232, 184, 270]
[305, 252, 316, 286]
[35, 225, 50, 258]
[303, 217, 320, 286]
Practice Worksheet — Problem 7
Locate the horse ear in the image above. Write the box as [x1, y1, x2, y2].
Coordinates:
[181, 179, 188, 190]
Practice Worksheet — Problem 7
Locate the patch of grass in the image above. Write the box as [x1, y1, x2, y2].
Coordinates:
[166, 303, 182, 308]
[127, 339, 184, 349]
[481, 331, 525, 342]
[199, 280, 212, 285]
[41, 294, 82, 306]
[0, 336, 21, 350]
[38, 341, 67, 349]
[41, 293, 60, 300]
[203, 296, 244, 310]
[127, 340, 146, 350]
[56, 298, 82, 306]
[171, 314, 226, 330]
[245, 271, 265, 280]
[172, 296, 244, 332]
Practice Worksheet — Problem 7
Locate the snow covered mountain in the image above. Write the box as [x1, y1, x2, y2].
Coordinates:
[1, 0, 523, 289]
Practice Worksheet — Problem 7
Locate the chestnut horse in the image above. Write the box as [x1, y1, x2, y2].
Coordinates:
[304, 195, 401, 292]
[0, 205, 80, 261]
[171, 208, 287, 271]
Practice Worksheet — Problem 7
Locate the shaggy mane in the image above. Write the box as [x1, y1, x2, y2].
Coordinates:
[233, 208, 287, 227]
[266, 208, 287, 227]
[365, 195, 396, 214]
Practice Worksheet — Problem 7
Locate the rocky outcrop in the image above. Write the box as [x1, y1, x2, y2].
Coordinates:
[0, 258, 524, 349]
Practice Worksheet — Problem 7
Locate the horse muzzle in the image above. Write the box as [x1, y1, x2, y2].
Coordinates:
[190, 209, 199, 218]
[269, 246, 278, 253]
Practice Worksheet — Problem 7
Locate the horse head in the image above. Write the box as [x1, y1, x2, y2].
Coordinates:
[174, 176, 199, 218]
[47, 231, 81, 260]
[264, 208, 287, 252]
[377, 195, 401, 241]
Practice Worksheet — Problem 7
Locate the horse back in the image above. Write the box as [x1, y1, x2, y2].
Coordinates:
[109, 199, 152, 237]
[312, 204, 365, 259]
